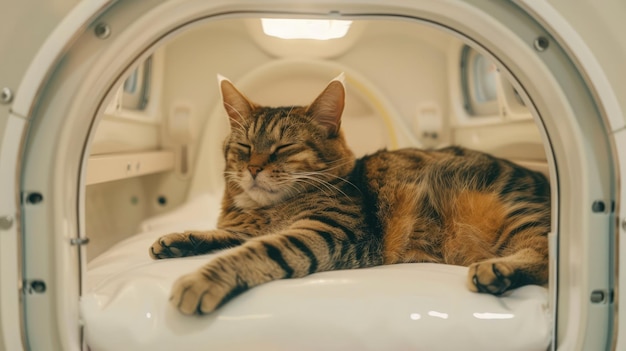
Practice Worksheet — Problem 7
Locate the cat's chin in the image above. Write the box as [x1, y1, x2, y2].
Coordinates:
[233, 188, 287, 209]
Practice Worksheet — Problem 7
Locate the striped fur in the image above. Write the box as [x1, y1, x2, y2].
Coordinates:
[150, 77, 550, 315]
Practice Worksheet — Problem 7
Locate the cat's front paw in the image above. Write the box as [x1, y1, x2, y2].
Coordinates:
[467, 260, 514, 295]
[150, 233, 193, 259]
[170, 270, 234, 315]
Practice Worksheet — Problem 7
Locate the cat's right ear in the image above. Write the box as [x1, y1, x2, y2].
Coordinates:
[307, 74, 346, 137]
[218, 75, 255, 129]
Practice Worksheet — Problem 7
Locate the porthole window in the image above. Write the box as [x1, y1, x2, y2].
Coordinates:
[460, 45, 499, 116]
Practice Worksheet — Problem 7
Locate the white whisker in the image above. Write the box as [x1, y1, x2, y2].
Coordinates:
[292, 174, 352, 200]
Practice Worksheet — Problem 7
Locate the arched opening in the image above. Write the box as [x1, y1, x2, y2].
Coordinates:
[4, 1, 616, 350]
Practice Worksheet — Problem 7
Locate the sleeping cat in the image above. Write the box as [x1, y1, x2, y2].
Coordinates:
[150, 74, 550, 315]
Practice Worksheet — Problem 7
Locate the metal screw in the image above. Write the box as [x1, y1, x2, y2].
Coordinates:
[1, 87, 13, 104]
[592, 200, 605, 213]
[157, 195, 167, 206]
[0, 215, 13, 230]
[26, 192, 43, 205]
[30, 280, 46, 294]
[94, 23, 111, 39]
[590, 290, 606, 303]
[533, 36, 549, 52]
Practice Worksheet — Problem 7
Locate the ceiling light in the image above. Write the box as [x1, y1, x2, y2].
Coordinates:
[261, 19, 352, 40]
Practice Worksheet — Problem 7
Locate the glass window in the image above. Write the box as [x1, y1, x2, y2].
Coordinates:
[461, 45, 499, 116]
[472, 54, 497, 103]
[121, 56, 152, 111]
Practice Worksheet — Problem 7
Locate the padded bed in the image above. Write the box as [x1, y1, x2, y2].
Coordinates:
[82, 193, 552, 351]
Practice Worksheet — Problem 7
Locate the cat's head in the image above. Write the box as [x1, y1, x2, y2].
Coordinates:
[219, 74, 355, 208]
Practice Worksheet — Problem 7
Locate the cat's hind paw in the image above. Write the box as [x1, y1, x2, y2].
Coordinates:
[467, 260, 514, 295]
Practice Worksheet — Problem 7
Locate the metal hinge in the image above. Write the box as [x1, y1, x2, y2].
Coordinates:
[70, 237, 90, 246]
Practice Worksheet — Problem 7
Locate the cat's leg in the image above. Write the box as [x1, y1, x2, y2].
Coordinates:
[150, 229, 246, 259]
[167, 219, 371, 315]
[467, 235, 548, 295]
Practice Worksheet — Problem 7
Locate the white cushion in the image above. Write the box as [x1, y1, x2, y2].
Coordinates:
[82, 193, 551, 351]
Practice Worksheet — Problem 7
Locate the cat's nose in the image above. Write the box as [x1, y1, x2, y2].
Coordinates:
[248, 165, 263, 179]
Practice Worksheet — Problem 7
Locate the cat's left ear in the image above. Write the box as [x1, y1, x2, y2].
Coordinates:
[307, 73, 346, 137]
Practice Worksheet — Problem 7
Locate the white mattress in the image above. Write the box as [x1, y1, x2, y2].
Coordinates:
[82, 193, 552, 351]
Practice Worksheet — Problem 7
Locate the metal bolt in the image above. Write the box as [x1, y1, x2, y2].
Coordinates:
[1, 87, 13, 104]
[94, 23, 111, 39]
[0, 215, 13, 230]
[533, 36, 549, 52]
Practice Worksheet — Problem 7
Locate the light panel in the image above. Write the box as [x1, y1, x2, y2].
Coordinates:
[261, 19, 352, 40]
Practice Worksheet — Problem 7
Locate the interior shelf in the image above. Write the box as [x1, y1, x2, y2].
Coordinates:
[85, 150, 175, 185]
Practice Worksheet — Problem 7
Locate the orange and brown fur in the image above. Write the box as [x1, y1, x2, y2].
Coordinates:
[150, 75, 550, 315]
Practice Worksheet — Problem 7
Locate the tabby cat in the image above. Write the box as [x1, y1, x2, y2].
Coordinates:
[150, 74, 550, 315]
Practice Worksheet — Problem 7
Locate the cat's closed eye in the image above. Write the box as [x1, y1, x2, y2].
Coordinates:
[274, 143, 296, 153]
[236, 142, 251, 151]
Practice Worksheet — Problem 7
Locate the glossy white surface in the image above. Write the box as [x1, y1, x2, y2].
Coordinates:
[82, 194, 551, 351]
